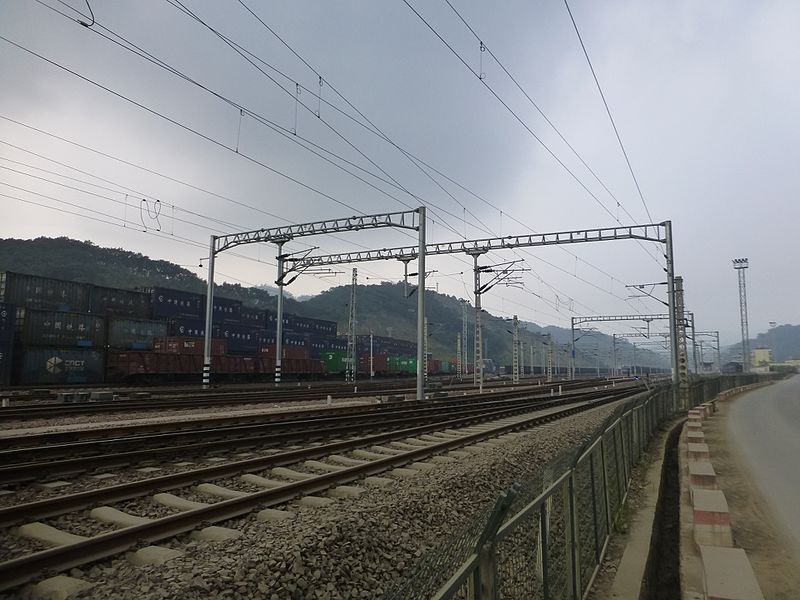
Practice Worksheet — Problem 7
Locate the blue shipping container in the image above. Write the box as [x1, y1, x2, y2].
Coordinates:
[19, 309, 105, 348]
[169, 318, 213, 338]
[17, 348, 104, 385]
[0, 271, 90, 312]
[0, 302, 15, 343]
[240, 307, 266, 327]
[148, 287, 203, 319]
[207, 296, 242, 324]
[0, 341, 12, 386]
[108, 318, 168, 350]
[220, 323, 262, 354]
[89, 286, 151, 318]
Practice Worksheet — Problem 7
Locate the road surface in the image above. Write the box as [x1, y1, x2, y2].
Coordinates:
[729, 375, 800, 553]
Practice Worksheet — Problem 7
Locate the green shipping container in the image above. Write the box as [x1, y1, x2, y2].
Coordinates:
[322, 350, 347, 373]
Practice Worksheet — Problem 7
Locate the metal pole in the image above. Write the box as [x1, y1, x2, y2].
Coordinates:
[665, 221, 680, 392]
[462, 300, 469, 376]
[274, 241, 285, 386]
[416, 206, 426, 400]
[370, 332, 374, 380]
[715, 332, 721, 373]
[632, 343, 636, 377]
[570, 317, 576, 380]
[202, 235, 216, 389]
[690, 312, 698, 374]
[472, 253, 483, 393]
[612, 335, 618, 377]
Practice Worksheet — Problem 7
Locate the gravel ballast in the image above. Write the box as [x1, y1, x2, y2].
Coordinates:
[7, 402, 620, 600]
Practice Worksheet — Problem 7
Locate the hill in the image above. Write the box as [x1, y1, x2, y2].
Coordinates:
[0, 237, 666, 368]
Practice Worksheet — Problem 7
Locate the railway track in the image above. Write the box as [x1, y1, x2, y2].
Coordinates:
[0, 381, 633, 483]
[0, 384, 639, 592]
[0, 377, 544, 421]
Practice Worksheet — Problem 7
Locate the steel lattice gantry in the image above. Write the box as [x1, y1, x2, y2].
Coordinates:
[202, 209, 426, 400]
[286, 221, 683, 395]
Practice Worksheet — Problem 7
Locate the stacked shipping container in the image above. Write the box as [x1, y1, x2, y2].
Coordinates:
[0, 270, 434, 384]
[0, 302, 14, 385]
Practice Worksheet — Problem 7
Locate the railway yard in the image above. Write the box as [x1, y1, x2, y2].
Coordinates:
[0, 377, 640, 598]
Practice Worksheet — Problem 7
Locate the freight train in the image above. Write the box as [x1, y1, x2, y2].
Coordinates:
[0, 271, 445, 386]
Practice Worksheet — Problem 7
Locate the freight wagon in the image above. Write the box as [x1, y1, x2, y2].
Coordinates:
[105, 350, 322, 383]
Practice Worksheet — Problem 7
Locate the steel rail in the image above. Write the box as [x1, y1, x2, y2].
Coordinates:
[0, 390, 633, 592]
[0, 379, 609, 449]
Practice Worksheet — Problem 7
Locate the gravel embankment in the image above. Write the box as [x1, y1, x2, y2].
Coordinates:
[9, 402, 619, 600]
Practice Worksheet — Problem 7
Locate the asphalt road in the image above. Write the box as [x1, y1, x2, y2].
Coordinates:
[729, 375, 800, 552]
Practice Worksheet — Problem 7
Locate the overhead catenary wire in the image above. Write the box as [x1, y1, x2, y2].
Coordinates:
[562, 0, 654, 223]
[3, 8, 668, 328]
[30, 0, 662, 316]
[402, 0, 664, 267]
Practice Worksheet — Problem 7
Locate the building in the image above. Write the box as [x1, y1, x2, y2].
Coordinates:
[751, 347, 772, 367]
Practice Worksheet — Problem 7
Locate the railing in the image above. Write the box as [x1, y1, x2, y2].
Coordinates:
[384, 374, 769, 600]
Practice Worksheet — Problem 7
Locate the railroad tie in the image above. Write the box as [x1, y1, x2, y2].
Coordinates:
[90, 507, 152, 528]
[17, 522, 87, 547]
[351, 449, 389, 460]
[327, 455, 369, 466]
[302, 460, 346, 472]
[240, 474, 288, 489]
[152, 493, 209, 511]
[270, 467, 315, 481]
[195, 483, 249, 500]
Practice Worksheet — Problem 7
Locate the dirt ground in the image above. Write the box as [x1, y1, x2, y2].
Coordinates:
[705, 398, 800, 599]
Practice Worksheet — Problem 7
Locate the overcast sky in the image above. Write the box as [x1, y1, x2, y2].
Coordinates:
[1, 0, 797, 345]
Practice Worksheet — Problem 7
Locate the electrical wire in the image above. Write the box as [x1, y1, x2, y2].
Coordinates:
[562, 0, 654, 222]
[402, 0, 664, 267]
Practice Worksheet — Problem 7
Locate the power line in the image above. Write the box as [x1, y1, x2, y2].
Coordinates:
[2, 14, 662, 324]
[402, 0, 664, 267]
[562, 0, 654, 222]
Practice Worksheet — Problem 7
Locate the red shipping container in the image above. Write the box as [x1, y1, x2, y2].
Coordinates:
[154, 337, 227, 356]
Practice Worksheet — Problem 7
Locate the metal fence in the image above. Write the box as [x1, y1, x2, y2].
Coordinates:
[384, 374, 768, 600]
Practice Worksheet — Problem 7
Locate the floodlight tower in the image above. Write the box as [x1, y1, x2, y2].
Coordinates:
[732, 258, 750, 372]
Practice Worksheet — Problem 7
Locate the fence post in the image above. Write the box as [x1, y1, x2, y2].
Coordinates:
[589, 452, 600, 564]
[599, 436, 612, 541]
[467, 487, 518, 600]
[568, 470, 581, 599]
[540, 502, 551, 600]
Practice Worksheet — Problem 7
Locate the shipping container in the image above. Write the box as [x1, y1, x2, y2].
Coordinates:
[0, 271, 90, 312]
[0, 302, 15, 343]
[240, 307, 266, 327]
[107, 318, 168, 350]
[358, 352, 388, 374]
[17, 348, 104, 384]
[0, 341, 12, 386]
[207, 296, 242, 324]
[89, 285, 151, 318]
[321, 350, 348, 373]
[219, 323, 262, 354]
[153, 337, 227, 356]
[18, 309, 105, 348]
[288, 315, 338, 336]
[147, 287, 203, 319]
[168, 318, 210, 338]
